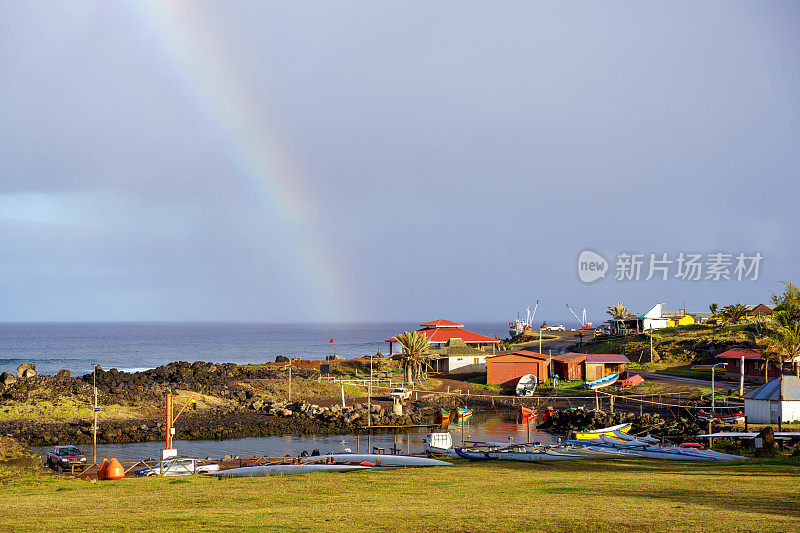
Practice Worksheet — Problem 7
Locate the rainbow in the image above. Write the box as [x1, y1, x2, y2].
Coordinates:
[123, 1, 353, 320]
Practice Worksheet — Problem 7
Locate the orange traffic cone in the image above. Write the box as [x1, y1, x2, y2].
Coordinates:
[106, 458, 125, 480]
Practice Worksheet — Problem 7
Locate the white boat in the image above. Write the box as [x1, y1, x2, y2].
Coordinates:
[423, 433, 459, 457]
[509, 302, 538, 337]
[595, 436, 744, 461]
[515, 374, 538, 396]
[611, 429, 659, 444]
[299, 453, 451, 468]
[455, 447, 587, 462]
[209, 463, 369, 478]
[455, 443, 623, 462]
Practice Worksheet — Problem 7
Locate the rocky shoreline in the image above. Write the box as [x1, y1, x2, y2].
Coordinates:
[1, 360, 717, 447]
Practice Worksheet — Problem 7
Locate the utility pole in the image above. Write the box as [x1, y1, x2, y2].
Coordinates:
[288, 361, 293, 402]
[92, 363, 98, 465]
[739, 354, 745, 396]
[539, 327, 542, 354]
[368, 354, 373, 427]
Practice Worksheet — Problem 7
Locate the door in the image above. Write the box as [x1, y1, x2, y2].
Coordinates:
[770, 402, 779, 424]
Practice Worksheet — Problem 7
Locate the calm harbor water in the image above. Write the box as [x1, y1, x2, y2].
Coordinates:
[0, 322, 512, 376]
[32, 413, 558, 462]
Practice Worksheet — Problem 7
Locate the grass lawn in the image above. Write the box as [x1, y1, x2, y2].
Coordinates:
[2, 457, 799, 532]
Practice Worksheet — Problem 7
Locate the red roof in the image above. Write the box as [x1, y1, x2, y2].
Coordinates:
[386, 325, 499, 344]
[553, 352, 586, 363]
[716, 349, 762, 360]
[585, 354, 631, 364]
[419, 319, 464, 328]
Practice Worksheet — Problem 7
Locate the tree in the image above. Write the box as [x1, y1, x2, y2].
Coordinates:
[709, 303, 718, 316]
[752, 317, 800, 383]
[771, 281, 800, 324]
[395, 331, 433, 383]
[720, 303, 748, 325]
[606, 302, 630, 320]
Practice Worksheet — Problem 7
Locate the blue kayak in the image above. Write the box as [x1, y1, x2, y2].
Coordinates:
[584, 373, 619, 390]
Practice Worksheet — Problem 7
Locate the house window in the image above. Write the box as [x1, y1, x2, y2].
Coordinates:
[753, 361, 760, 370]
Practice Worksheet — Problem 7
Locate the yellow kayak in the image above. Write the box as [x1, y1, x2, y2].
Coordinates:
[574, 423, 632, 441]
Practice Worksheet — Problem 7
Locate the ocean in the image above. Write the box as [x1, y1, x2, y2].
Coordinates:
[0, 322, 509, 377]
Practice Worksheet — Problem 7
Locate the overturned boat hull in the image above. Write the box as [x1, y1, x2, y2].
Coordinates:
[210, 464, 369, 478]
[300, 454, 451, 467]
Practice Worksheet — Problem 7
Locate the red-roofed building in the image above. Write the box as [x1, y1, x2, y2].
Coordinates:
[715, 348, 799, 381]
[553, 352, 586, 381]
[385, 319, 500, 356]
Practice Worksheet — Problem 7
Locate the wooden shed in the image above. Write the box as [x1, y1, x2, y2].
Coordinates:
[486, 350, 550, 386]
[584, 354, 630, 381]
[553, 352, 586, 381]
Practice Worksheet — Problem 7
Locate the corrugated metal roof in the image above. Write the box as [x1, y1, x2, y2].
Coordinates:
[585, 353, 631, 364]
[742, 376, 800, 401]
[553, 352, 586, 363]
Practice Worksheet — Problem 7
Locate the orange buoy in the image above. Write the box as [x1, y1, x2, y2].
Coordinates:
[106, 458, 125, 480]
[97, 459, 110, 480]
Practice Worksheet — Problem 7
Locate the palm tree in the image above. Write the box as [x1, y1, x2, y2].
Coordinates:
[395, 331, 433, 383]
[709, 303, 718, 316]
[720, 303, 748, 325]
[751, 316, 800, 383]
[606, 302, 630, 320]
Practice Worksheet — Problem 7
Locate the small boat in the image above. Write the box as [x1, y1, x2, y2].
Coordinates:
[454, 444, 619, 462]
[611, 429, 659, 444]
[540, 406, 557, 424]
[454, 447, 585, 462]
[299, 453, 451, 468]
[515, 374, 538, 396]
[454, 407, 473, 423]
[594, 436, 745, 461]
[573, 423, 632, 441]
[697, 411, 745, 424]
[620, 374, 644, 387]
[422, 433, 458, 457]
[584, 373, 619, 390]
[434, 409, 450, 425]
[210, 464, 368, 478]
[517, 406, 538, 423]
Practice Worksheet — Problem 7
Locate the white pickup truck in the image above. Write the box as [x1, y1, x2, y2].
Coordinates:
[389, 387, 412, 401]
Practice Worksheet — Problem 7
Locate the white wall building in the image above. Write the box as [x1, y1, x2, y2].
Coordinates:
[742, 376, 800, 424]
[643, 303, 669, 330]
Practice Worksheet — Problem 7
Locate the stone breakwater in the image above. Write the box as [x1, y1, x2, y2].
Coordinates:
[538, 408, 708, 440]
[10, 401, 434, 447]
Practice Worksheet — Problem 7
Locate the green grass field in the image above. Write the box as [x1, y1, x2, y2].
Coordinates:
[2, 457, 798, 532]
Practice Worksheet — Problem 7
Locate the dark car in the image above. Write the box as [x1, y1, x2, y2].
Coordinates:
[46, 445, 88, 470]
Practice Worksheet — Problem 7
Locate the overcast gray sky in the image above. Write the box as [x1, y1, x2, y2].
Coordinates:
[1, 1, 799, 324]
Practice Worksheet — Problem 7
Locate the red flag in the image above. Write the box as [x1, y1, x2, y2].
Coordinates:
[329, 339, 334, 343]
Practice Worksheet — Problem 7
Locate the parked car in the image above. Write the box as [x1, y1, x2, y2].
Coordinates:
[545, 325, 566, 331]
[46, 445, 87, 470]
[134, 457, 220, 477]
[389, 387, 412, 401]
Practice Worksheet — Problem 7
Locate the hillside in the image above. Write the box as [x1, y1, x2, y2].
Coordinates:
[580, 323, 757, 366]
